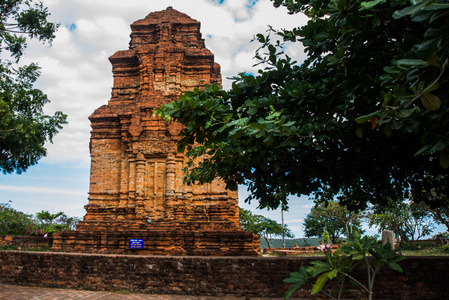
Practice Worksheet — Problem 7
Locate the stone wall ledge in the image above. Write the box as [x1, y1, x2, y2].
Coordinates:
[1, 251, 447, 299]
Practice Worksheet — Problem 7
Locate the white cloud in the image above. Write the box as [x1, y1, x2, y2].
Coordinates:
[4, 0, 311, 234]
[23, 0, 307, 167]
[0, 185, 86, 196]
[75, 16, 130, 53]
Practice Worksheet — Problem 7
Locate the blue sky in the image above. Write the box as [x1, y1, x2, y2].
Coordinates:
[1, 0, 444, 238]
[1, 162, 89, 217]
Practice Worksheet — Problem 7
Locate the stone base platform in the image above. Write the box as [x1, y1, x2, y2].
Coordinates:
[52, 222, 260, 256]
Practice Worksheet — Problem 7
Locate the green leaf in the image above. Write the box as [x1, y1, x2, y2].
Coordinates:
[395, 59, 429, 68]
[416, 39, 439, 53]
[212, 82, 220, 93]
[386, 262, 403, 273]
[355, 127, 363, 138]
[359, 0, 387, 11]
[381, 92, 392, 107]
[389, 118, 403, 130]
[440, 151, 449, 169]
[284, 276, 301, 283]
[352, 253, 365, 261]
[393, 2, 427, 19]
[429, 139, 448, 154]
[423, 3, 449, 11]
[371, 15, 381, 26]
[415, 143, 432, 156]
[424, 81, 439, 93]
[327, 268, 338, 279]
[247, 107, 259, 115]
[311, 273, 329, 295]
[396, 107, 416, 118]
[187, 97, 198, 108]
[284, 282, 303, 300]
[421, 93, 441, 111]
[426, 53, 440, 67]
[355, 111, 380, 124]
[311, 262, 331, 277]
[263, 136, 274, 146]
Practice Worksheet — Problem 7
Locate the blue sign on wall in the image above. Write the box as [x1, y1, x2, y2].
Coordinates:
[129, 239, 144, 249]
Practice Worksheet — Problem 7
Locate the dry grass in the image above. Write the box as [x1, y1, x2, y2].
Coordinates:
[401, 246, 449, 256]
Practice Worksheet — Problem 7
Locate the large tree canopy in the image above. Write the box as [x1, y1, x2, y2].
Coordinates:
[367, 201, 435, 242]
[0, 0, 67, 174]
[239, 207, 294, 249]
[156, 0, 449, 210]
[303, 201, 363, 243]
[411, 174, 449, 232]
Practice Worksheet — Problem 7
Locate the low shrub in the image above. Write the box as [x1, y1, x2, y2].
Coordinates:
[401, 241, 436, 250]
[442, 244, 449, 254]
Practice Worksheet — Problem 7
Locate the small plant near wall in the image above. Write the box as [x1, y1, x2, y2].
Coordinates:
[442, 244, 449, 254]
[26, 223, 69, 237]
[0, 244, 18, 250]
[1, 201, 80, 237]
[323, 228, 330, 244]
[284, 231, 404, 300]
[0, 201, 34, 235]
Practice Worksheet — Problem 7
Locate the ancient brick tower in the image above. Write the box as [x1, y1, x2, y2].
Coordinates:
[52, 7, 260, 256]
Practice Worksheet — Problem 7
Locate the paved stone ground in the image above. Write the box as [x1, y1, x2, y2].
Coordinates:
[0, 284, 291, 300]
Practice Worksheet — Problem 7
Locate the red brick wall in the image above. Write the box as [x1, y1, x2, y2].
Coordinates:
[0, 236, 52, 250]
[0, 251, 447, 299]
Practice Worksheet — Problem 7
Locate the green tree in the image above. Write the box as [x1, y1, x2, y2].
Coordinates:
[411, 174, 449, 232]
[0, 201, 34, 235]
[156, 0, 449, 211]
[303, 201, 362, 244]
[0, 202, 79, 236]
[239, 207, 294, 249]
[31, 210, 80, 235]
[0, 0, 67, 174]
[35, 210, 64, 226]
[367, 201, 435, 242]
[35, 210, 80, 229]
[57, 214, 80, 230]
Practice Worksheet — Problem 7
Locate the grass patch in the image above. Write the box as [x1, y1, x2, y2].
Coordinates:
[22, 245, 51, 251]
[0, 243, 51, 251]
[0, 244, 18, 250]
[401, 245, 449, 256]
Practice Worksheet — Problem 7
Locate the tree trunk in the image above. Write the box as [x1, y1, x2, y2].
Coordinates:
[264, 236, 271, 249]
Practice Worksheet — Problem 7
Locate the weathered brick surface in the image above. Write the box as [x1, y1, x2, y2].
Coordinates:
[0, 251, 447, 299]
[52, 7, 259, 256]
[0, 236, 52, 250]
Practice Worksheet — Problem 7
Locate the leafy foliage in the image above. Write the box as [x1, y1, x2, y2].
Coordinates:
[411, 174, 449, 231]
[367, 201, 435, 242]
[0, 0, 67, 174]
[29, 210, 80, 236]
[303, 201, 363, 243]
[239, 207, 294, 248]
[156, 0, 449, 210]
[0, 201, 34, 235]
[284, 231, 404, 300]
[0, 244, 18, 250]
[442, 244, 449, 253]
[0, 201, 79, 236]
